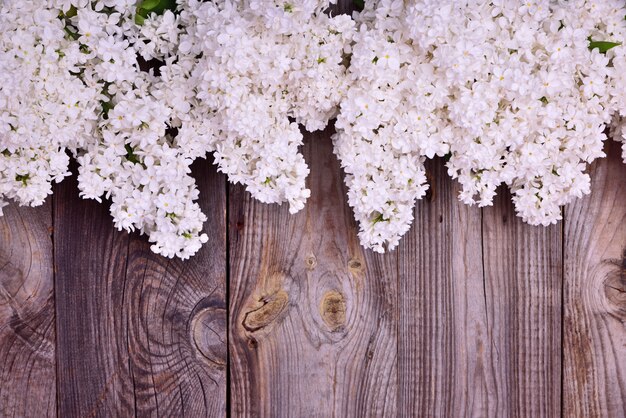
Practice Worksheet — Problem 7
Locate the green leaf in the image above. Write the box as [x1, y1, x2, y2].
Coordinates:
[139, 0, 161, 11]
[588, 39, 622, 54]
[141, 0, 177, 14]
[134, 13, 145, 25]
[63, 5, 77, 18]
[135, 0, 177, 25]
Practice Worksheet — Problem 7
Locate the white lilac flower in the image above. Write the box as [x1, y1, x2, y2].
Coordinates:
[0, 0, 100, 211]
[2, 0, 624, 259]
[334, 0, 626, 253]
[65, 2, 213, 259]
[2, 0, 354, 259]
[170, 0, 355, 213]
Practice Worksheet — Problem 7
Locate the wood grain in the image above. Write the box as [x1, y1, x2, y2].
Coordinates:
[398, 156, 562, 417]
[54, 159, 227, 417]
[563, 139, 626, 417]
[0, 201, 56, 417]
[482, 188, 563, 417]
[229, 129, 398, 417]
[396, 158, 491, 417]
[227, 3, 398, 414]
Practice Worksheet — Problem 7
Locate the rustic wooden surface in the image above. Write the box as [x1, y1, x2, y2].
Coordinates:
[52, 158, 227, 417]
[229, 128, 398, 417]
[396, 154, 484, 417]
[482, 188, 563, 417]
[563, 138, 626, 417]
[0, 201, 56, 417]
[1, 136, 625, 418]
[1, 2, 626, 416]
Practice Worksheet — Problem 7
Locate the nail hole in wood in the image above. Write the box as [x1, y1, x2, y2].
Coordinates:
[305, 255, 317, 270]
[247, 337, 258, 349]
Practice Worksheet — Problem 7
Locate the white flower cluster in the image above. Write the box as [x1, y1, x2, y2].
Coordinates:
[0, 0, 353, 258]
[0, 0, 100, 216]
[2, 0, 624, 258]
[333, 0, 626, 252]
[66, 2, 213, 259]
[171, 0, 354, 213]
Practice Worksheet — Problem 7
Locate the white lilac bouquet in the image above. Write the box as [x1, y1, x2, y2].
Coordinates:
[0, 0, 101, 215]
[170, 0, 355, 214]
[333, 0, 626, 252]
[1, 0, 624, 259]
[0, 0, 354, 258]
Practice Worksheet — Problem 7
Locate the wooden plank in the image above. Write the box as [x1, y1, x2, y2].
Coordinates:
[481, 189, 563, 417]
[397, 161, 562, 416]
[229, 128, 398, 417]
[396, 158, 491, 416]
[0, 202, 56, 417]
[54, 159, 227, 417]
[563, 139, 626, 417]
[53, 165, 133, 417]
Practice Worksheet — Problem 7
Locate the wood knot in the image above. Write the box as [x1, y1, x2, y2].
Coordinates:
[305, 255, 317, 270]
[603, 275, 626, 316]
[191, 307, 227, 367]
[348, 258, 363, 273]
[242, 290, 289, 333]
[320, 290, 346, 332]
[602, 251, 626, 316]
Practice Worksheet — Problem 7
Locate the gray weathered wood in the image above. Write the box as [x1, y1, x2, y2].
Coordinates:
[563, 139, 626, 417]
[54, 160, 227, 417]
[0, 202, 56, 417]
[397, 158, 491, 416]
[54, 168, 134, 417]
[398, 156, 562, 418]
[229, 129, 398, 417]
[482, 189, 563, 417]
